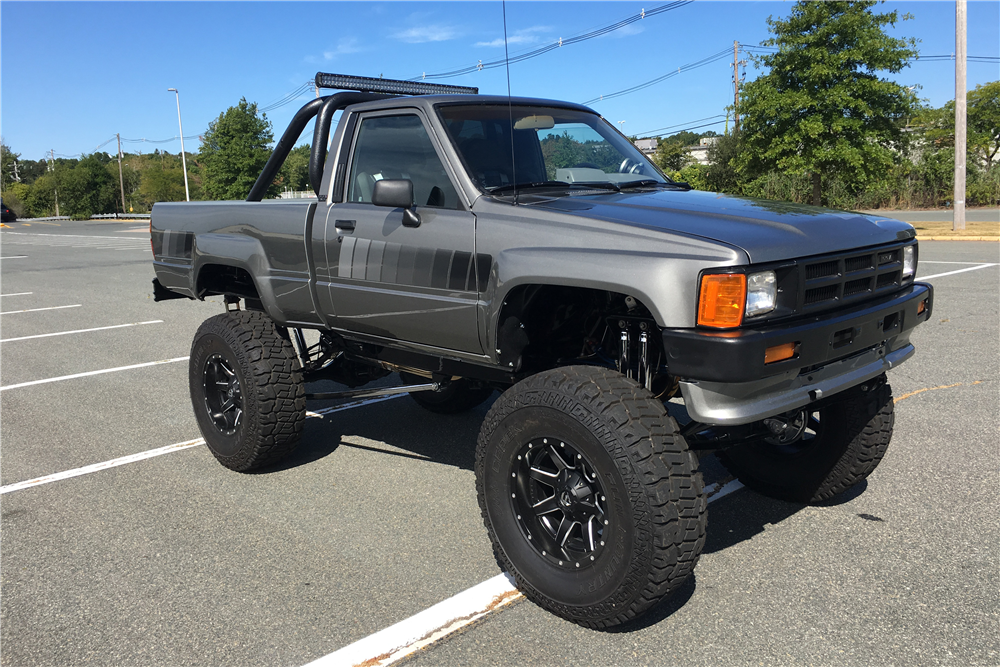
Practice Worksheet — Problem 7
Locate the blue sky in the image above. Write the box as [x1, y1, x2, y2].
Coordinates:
[1, 1, 997, 162]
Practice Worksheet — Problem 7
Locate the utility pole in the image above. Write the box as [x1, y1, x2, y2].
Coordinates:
[731, 40, 746, 135]
[953, 0, 967, 231]
[50, 149, 60, 217]
[116, 134, 127, 215]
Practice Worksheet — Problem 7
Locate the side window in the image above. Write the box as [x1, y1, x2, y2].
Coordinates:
[347, 115, 461, 209]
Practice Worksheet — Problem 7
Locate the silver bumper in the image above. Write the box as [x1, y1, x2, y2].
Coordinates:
[679, 344, 914, 426]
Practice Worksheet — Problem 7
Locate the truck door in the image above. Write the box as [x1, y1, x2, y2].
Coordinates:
[321, 110, 483, 354]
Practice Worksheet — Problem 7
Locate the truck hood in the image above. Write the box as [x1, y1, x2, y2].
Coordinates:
[529, 189, 915, 263]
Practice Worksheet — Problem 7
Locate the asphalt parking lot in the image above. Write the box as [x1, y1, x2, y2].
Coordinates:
[1, 220, 997, 666]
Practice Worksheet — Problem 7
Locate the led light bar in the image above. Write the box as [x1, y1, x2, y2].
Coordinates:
[315, 72, 478, 96]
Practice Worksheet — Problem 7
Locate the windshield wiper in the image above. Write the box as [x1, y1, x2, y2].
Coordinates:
[488, 181, 571, 195]
[619, 180, 692, 191]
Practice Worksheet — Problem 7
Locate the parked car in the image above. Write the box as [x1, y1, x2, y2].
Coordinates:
[151, 72, 933, 629]
[1, 201, 16, 223]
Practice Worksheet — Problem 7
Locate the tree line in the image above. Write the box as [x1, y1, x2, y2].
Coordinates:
[0, 98, 311, 219]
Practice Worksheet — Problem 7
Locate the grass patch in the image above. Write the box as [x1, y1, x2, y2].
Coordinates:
[907, 218, 999, 238]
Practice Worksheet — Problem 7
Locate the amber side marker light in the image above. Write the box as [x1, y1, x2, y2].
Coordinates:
[765, 341, 798, 364]
[698, 274, 746, 328]
[917, 299, 927, 315]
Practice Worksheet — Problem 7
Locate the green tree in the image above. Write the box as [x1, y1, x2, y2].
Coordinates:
[968, 81, 1000, 171]
[704, 133, 742, 194]
[25, 173, 57, 217]
[140, 167, 188, 205]
[653, 139, 688, 171]
[275, 144, 311, 192]
[59, 154, 118, 219]
[737, 1, 917, 206]
[1, 141, 20, 193]
[199, 98, 275, 200]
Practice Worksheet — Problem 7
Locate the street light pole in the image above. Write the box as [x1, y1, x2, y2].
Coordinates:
[167, 88, 191, 202]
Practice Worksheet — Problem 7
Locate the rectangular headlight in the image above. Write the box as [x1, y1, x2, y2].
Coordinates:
[902, 245, 916, 278]
[745, 270, 777, 318]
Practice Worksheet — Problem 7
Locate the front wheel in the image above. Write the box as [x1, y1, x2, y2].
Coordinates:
[719, 376, 894, 503]
[476, 366, 706, 628]
[189, 311, 305, 472]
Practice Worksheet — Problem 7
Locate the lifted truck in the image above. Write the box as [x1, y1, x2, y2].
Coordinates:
[151, 72, 933, 628]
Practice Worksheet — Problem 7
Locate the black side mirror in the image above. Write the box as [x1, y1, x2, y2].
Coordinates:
[372, 179, 421, 227]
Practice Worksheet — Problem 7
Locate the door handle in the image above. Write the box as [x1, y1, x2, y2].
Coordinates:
[335, 219, 356, 232]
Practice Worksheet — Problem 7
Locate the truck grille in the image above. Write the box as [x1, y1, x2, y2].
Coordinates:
[797, 244, 907, 312]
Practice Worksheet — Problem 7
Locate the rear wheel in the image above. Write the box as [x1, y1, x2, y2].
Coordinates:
[476, 366, 705, 628]
[719, 376, 894, 503]
[189, 311, 305, 471]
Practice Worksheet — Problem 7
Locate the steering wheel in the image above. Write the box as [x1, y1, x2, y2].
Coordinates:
[618, 158, 643, 174]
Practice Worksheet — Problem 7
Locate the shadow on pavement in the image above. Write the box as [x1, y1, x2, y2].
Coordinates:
[256, 389, 495, 474]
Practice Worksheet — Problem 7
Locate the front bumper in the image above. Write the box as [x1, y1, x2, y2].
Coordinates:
[663, 282, 932, 425]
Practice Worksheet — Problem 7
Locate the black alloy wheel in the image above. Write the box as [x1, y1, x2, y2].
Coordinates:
[476, 365, 706, 629]
[203, 353, 244, 435]
[511, 437, 607, 569]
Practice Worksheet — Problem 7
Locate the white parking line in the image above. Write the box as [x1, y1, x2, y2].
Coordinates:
[0, 356, 188, 391]
[0, 439, 205, 495]
[1, 320, 163, 343]
[0, 292, 33, 297]
[919, 263, 998, 280]
[919, 261, 996, 264]
[0, 255, 28, 260]
[307, 478, 746, 667]
[0, 304, 81, 315]
[0, 394, 406, 494]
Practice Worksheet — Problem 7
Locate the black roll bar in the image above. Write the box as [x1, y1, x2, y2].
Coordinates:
[246, 92, 392, 202]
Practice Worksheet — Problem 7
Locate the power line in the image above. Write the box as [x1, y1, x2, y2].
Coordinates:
[582, 47, 732, 105]
[635, 116, 728, 138]
[411, 1, 693, 81]
[259, 80, 315, 113]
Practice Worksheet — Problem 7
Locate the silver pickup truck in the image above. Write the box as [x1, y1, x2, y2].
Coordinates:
[151, 73, 933, 629]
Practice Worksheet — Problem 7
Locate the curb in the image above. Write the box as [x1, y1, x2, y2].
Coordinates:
[917, 236, 1000, 241]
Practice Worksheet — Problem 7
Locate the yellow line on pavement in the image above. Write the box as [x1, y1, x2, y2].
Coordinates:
[895, 380, 984, 403]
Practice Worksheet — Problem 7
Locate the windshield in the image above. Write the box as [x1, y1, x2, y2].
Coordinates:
[437, 104, 669, 194]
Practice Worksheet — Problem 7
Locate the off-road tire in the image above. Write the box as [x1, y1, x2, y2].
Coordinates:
[476, 366, 706, 629]
[400, 372, 494, 414]
[189, 311, 305, 472]
[719, 375, 894, 504]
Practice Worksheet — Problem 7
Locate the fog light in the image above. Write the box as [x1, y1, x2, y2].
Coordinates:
[765, 342, 798, 364]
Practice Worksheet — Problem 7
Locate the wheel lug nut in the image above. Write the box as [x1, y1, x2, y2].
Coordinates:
[575, 563, 580, 568]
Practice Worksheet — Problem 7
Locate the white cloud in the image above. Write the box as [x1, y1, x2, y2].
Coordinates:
[305, 38, 363, 64]
[475, 25, 551, 48]
[324, 38, 362, 60]
[391, 24, 461, 44]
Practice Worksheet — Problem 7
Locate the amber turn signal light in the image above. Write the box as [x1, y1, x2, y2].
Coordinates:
[764, 341, 798, 364]
[698, 274, 746, 328]
[917, 299, 927, 315]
